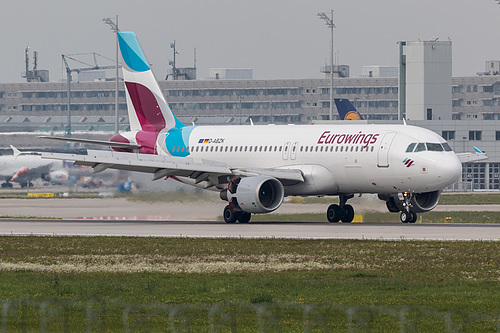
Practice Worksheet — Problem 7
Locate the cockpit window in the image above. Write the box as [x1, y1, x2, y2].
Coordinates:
[408, 142, 452, 152]
[406, 143, 416, 152]
[442, 142, 453, 152]
[414, 143, 427, 152]
[426, 143, 444, 151]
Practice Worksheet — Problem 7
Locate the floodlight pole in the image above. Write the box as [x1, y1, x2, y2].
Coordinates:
[318, 10, 336, 120]
[103, 15, 120, 134]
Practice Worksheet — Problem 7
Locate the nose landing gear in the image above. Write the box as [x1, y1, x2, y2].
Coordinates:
[400, 192, 417, 223]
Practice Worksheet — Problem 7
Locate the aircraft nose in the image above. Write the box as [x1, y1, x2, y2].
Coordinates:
[437, 155, 462, 187]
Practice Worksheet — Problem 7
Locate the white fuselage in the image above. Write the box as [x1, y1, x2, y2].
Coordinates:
[157, 123, 462, 196]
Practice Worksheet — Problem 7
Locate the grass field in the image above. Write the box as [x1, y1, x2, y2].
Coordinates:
[2, 189, 500, 206]
[0, 236, 497, 331]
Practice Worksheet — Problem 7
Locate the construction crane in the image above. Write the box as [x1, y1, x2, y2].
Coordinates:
[62, 53, 119, 137]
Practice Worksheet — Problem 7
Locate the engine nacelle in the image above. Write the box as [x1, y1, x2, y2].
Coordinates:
[379, 190, 441, 213]
[225, 176, 284, 214]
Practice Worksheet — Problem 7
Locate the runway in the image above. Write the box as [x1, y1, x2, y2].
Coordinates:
[0, 219, 498, 241]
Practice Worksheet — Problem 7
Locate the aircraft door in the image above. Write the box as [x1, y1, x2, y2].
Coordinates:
[282, 142, 291, 160]
[290, 142, 299, 160]
[377, 132, 397, 168]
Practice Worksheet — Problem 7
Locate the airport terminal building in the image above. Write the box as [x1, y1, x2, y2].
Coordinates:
[1, 75, 499, 191]
[2, 75, 500, 126]
[1, 39, 500, 191]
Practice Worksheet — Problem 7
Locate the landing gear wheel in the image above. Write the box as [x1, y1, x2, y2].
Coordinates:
[327, 204, 342, 223]
[401, 211, 417, 223]
[223, 205, 238, 223]
[238, 212, 251, 223]
[409, 212, 417, 223]
[341, 204, 354, 223]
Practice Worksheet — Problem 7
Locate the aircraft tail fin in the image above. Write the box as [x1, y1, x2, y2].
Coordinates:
[118, 31, 184, 134]
[335, 99, 363, 120]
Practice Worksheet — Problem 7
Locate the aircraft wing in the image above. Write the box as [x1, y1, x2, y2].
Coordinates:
[456, 146, 488, 164]
[25, 149, 304, 186]
[456, 152, 488, 164]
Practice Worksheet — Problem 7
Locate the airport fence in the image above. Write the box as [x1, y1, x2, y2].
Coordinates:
[1, 299, 498, 332]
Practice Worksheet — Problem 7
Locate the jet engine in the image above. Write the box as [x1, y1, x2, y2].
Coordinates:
[379, 190, 441, 213]
[41, 170, 69, 184]
[222, 176, 284, 214]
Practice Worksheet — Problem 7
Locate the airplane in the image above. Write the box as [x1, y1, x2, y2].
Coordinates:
[0, 154, 68, 188]
[14, 31, 487, 223]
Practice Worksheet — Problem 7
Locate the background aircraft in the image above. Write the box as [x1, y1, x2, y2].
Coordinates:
[0, 154, 67, 188]
[335, 99, 363, 120]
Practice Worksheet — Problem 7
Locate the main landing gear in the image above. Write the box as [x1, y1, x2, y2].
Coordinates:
[223, 205, 251, 224]
[399, 192, 417, 223]
[327, 194, 355, 223]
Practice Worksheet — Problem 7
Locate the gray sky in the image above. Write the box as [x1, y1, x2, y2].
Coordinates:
[1, 0, 499, 83]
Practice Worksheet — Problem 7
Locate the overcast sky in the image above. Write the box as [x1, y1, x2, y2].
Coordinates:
[1, 0, 499, 83]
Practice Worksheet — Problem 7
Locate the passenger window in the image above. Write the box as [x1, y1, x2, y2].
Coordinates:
[414, 143, 426, 152]
[340, 146, 343, 152]
[305, 146, 308, 152]
[335, 146, 339, 152]
[406, 143, 416, 152]
[210, 146, 214, 152]
[264, 146, 267, 152]
[249, 146, 253, 152]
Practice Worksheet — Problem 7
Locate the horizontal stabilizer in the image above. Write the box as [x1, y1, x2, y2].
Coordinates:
[39, 136, 141, 149]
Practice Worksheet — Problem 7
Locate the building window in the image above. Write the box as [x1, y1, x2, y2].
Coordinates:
[496, 131, 500, 141]
[442, 131, 455, 140]
[426, 108, 432, 120]
[483, 85, 494, 93]
[469, 131, 482, 141]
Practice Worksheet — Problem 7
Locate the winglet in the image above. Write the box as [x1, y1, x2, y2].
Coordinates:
[10, 145, 42, 158]
[10, 145, 21, 159]
[403, 118, 407, 126]
[473, 146, 484, 154]
[249, 118, 254, 126]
